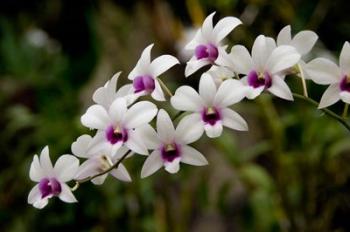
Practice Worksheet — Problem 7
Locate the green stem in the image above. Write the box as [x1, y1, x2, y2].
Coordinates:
[297, 63, 308, 97]
[293, 93, 350, 132]
[342, 103, 349, 119]
[157, 78, 173, 98]
[71, 150, 132, 190]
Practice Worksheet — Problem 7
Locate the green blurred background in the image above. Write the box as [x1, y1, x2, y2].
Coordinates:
[1, 0, 350, 231]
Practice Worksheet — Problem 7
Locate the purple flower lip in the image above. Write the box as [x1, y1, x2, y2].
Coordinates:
[133, 75, 155, 93]
[106, 125, 128, 144]
[247, 70, 272, 89]
[161, 143, 181, 162]
[195, 43, 218, 61]
[39, 178, 61, 198]
[340, 75, 350, 92]
[201, 106, 221, 126]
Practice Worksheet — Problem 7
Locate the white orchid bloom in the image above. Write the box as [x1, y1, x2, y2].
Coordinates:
[277, 25, 318, 57]
[216, 35, 301, 100]
[184, 12, 242, 77]
[305, 42, 350, 108]
[207, 65, 235, 87]
[139, 109, 208, 178]
[71, 134, 132, 185]
[81, 97, 157, 155]
[93, 72, 136, 109]
[128, 44, 179, 101]
[171, 73, 248, 138]
[28, 146, 79, 209]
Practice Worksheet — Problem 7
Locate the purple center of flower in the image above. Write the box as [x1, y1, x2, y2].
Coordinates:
[201, 107, 221, 125]
[133, 75, 155, 93]
[39, 178, 61, 198]
[340, 75, 350, 92]
[106, 125, 128, 144]
[247, 70, 272, 89]
[161, 143, 181, 162]
[195, 43, 218, 61]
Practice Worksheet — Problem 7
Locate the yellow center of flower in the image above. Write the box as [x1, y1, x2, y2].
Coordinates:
[165, 144, 176, 152]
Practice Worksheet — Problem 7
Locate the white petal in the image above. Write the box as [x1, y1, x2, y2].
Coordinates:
[59, 183, 77, 203]
[157, 109, 175, 143]
[175, 113, 204, 144]
[199, 73, 217, 105]
[81, 104, 110, 130]
[267, 77, 294, 101]
[110, 164, 132, 182]
[201, 12, 215, 41]
[340, 42, 350, 74]
[291, 30, 318, 55]
[141, 150, 163, 178]
[181, 145, 208, 166]
[213, 16, 242, 43]
[30, 155, 44, 182]
[214, 79, 246, 107]
[185, 29, 204, 50]
[222, 108, 248, 131]
[91, 174, 108, 185]
[340, 91, 350, 104]
[318, 84, 341, 108]
[116, 84, 136, 105]
[40, 146, 53, 175]
[185, 57, 210, 77]
[252, 35, 268, 71]
[135, 124, 160, 150]
[28, 184, 41, 205]
[150, 55, 179, 77]
[54, 155, 79, 182]
[245, 85, 264, 99]
[75, 159, 99, 180]
[92, 72, 120, 108]
[126, 130, 148, 155]
[171, 86, 204, 111]
[108, 97, 127, 123]
[71, 134, 92, 158]
[305, 58, 341, 84]
[128, 44, 153, 80]
[266, 37, 277, 55]
[151, 80, 166, 101]
[227, 45, 253, 74]
[164, 158, 181, 174]
[204, 122, 223, 138]
[124, 101, 157, 128]
[277, 25, 292, 46]
[265, 45, 300, 74]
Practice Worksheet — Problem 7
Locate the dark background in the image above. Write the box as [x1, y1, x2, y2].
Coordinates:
[1, 0, 350, 231]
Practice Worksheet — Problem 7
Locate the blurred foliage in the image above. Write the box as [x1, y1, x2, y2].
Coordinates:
[1, 0, 350, 231]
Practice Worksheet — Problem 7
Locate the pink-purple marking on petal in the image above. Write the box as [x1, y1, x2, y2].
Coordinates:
[106, 125, 128, 144]
[133, 75, 155, 93]
[161, 143, 181, 162]
[201, 107, 222, 126]
[195, 43, 218, 62]
[39, 178, 61, 198]
[340, 75, 350, 92]
[247, 70, 272, 89]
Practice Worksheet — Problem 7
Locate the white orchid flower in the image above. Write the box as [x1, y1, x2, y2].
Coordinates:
[81, 97, 157, 155]
[305, 42, 350, 108]
[71, 134, 132, 185]
[171, 73, 248, 138]
[185, 12, 242, 77]
[28, 146, 79, 209]
[92, 72, 136, 109]
[128, 44, 179, 101]
[216, 35, 301, 100]
[140, 109, 208, 178]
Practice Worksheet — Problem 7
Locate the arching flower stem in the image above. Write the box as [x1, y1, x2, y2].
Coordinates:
[157, 77, 173, 97]
[342, 103, 349, 119]
[293, 93, 350, 131]
[297, 63, 308, 97]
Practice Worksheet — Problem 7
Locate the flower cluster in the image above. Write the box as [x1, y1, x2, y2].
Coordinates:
[28, 12, 350, 209]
